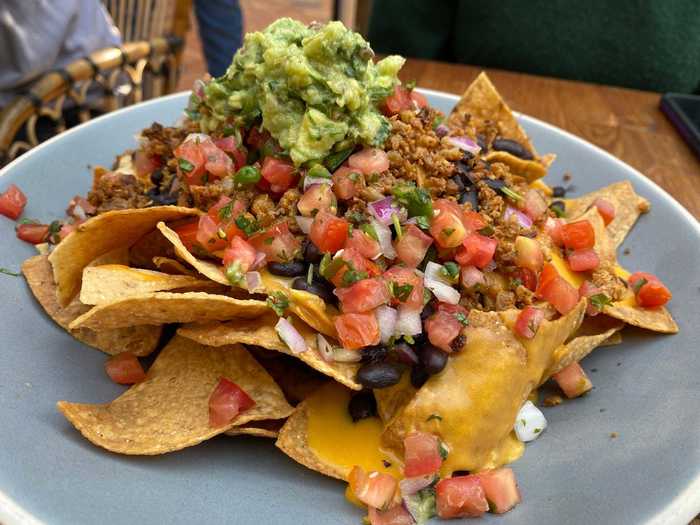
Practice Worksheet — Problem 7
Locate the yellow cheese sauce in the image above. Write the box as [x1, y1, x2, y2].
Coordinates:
[530, 179, 553, 196]
[549, 249, 586, 288]
[306, 382, 401, 479]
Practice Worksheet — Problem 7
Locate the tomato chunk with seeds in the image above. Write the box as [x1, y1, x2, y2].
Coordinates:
[173, 219, 200, 251]
[348, 465, 398, 510]
[346, 228, 381, 260]
[105, 352, 146, 385]
[436, 475, 489, 519]
[593, 197, 616, 225]
[209, 377, 256, 427]
[628, 272, 672, 307]
[335, 312, 380, 350]
[309, 210, 349, 253]
[383, 265, 424, 311]
[394, 224, 433, 268]
[430, 199, 467, 248]
[567, 248, 600, 272]
[260, 156, 297, 193]
[455, 233, 497, 269]
[403, 431, 442, 477]
[336, 278, 390, 313]
[477, 468, 521, 514]
[382, 85, 413, 115]
[348, 148, 389, 175]
[514, 306, 544, 339]
[332, 165, 361, 200]
[249, 221, 300, 263]
[297, 184, 336, 217]
[368, 505, 414, 525]
[174, 140, 207, 185]
[552, 362, 592, 398]
[539, 276, 579, 315]
[16, 223, 49, 244]
[222, 236, 257, 285]
[425, 303, 468, 353]
[560, 220, 595, 250]
[0, 184, 27, 220]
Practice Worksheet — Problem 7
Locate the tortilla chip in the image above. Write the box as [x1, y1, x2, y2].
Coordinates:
[484, 151, 548, 182]
[600, 331, 623, 347]
[22, 255, 160, 356]
[604, 299, 679, 334]
[545, 316, 625, 378]
[128, 228, 178, 270]
[79, 265, 217, 305]
[565, 181, 650, 249]
[153, 256, 196, 276]
[225, 419, 284, 439]
[48, 206, 200, 306]
[177, 314, 361, 390]
[69, 291, 269, 330]
[89, 246, 131, 267]
[374, 371, 416, 424]
[57, 336, 293, 455]
[157, 222, 229, 285]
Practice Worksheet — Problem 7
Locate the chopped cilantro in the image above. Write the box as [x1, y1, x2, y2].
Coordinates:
[266, 291, 289, 316]
[415, 215, 430, 230]
[501, 186, 523, 201]
[390, 281, 414, 302]
[440, 261, 460, 284]
[589, 293, 613, 310]
[403, 335, 415, 344]
[631, 278, 648, 295]
[441, 227, 455, 238]
[534, 428, 542, 434]
[218, 202, 234, 220]
[392, 182, 433, 218]
[321, 255, 346, 280]
[178, 158, 194, 173]
[520, 418, 527, 426]
[360, 222, 378, 241]
[426, 413, 442, 422]
[342, 267, 368, 286]
[306, 264, 314, 285]
[263, 237, 274, 245]
[0, 267, 20, 277]
[511, 278, 523, 288]
[234, 215, 260, 237]
[438, 440, 449, 460]
[346, 210, 364, 225]
[454, 312, 469, 326]
[307, 163, 331, 179]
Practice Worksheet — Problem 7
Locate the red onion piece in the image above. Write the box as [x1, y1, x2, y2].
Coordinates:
[376, 305, 398, 344]
[368, 197, 405, 225]
[447, 136, 481, 155]
[275, 317, 308, 354]
[504, 205, 533, 229]
[434, 124, 449, 137]
[400, 474, 436, 496]
[295, 215, 313, 234]
[252, 251, 267, 270]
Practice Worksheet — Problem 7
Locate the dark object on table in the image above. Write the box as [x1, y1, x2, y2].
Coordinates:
[660, 93, 700, 160]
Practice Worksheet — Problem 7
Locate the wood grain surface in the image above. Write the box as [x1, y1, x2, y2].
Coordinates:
[399, 59, 700, 219]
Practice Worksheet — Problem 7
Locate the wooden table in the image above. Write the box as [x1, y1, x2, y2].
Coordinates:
[400, 59, 700, 219]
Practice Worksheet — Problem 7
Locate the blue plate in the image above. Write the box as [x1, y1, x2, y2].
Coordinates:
[1, 90, 699, 525]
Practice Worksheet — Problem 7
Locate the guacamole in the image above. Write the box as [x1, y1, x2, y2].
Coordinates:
[192, 18, 405, 165]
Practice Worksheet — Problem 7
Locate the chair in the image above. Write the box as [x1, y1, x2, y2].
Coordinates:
[0, 0, 192, 167]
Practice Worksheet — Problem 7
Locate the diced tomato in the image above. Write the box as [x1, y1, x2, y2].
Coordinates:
[593, 197, 616, 226]
[222, 236, 257, 284]
[173, 219, 200, 251]
[335, 278, 390, 313]
[207, 196, 247, 238]
[260, 156, 297, 193]
[196, 214, 228, 252]
[332, 165, 361, 200]
[309, 210, 348, 253]
[346, 228, 382, 260]
[460, 264, 486, 289]
[368, 505, 414, 525]
[455, 233, 497, 269]
[297, 184, 336, 217]
[409, 90, 428, 108]
[59, 221, 81, 241]
[16, 223, 49, 244]
[174, 140, 207, 185]
[335, 312, 380, 350]
[348, 466, 398, 510]
[523, 188, 548, 221]
[246, 126, 271, 150]
[403, 431, 442, 477]
[514, 235, 543, 272]
[208, 377, 256, 427]
[477, 468, 521, 514]
[539, 276, 579, 315]
[544, 217, 565, 246]
[394, 224, 433, 267]
[425, 303, 467, 353]
[104, 352, 146, 385]
[462, 210, 486, 233]
[561, 220, 595, 250]
[579, 280, 603, 316]
[200, 140, 234, 178]
[249, 221, 301, 263]
[383, 266, 424, 311]
[514, 306, 544, 339]
[348, 148, 390, 175]
[436, 475, 489, 519]
[0, 184, 27, 220]
[66, 195, 96, 219]
[430, 199, 467, 248]
[514, 267, 537, 292]
[133, 150, 162, 178]
[629, 272, 672, 308]
[382, 85, 413, 115]
[536, 263, 559, 296]
[214, 136, 247, 170]
[567, 248, 600, 272]
[330, 247, 381, 288]
[552, 362, 592, 398]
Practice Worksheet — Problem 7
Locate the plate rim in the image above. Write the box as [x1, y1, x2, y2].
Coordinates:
[1, 88, 698, 525]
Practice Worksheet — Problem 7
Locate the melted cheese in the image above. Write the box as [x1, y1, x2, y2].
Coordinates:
[530, 179, 553, 197]
[306, 383, 401, 478]
[549, 249, 585, 288]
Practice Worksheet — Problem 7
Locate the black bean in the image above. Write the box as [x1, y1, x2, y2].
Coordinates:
[267, 261, 306, 277]
[420, 302, 436, 321]
[552, 186, 567, 198]
[482, 178, 506, 191]
[348, 391, 377, 422]
[291, 277, 335, 303]
[450, 175, 465, 192]
[410, 365, 429, 389]
[356, 362, 402, 389]
[549, 200, 566, 217]
[476, 134, 488, 151]
[391, 342, 418, 365]
[146, 188, 177, 205]
[150, 169, 163, 185]
[452, 470, 471, 477]
[302, 239, 323, 264]
[459, 187, 479, 210]
[361, 345, 388, 364]
[492, 138, 534, 160]
[418, 344, 448, 375]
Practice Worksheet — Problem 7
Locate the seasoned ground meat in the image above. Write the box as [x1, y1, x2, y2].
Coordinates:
[187, 180, 225, 210]
[251, 194, 276, 227]
[140, 122, 197, 160]
[276, 188, 301, 221]
[591, 262, 626, 301]
[88, 171, 150, 213]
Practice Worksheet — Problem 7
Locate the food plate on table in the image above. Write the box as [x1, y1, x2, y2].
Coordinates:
[0, 18, 699, 525]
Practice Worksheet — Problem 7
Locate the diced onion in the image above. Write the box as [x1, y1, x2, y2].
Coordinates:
[252, 251, 267, 270]
[504, 205, 533, 229]
[368, 197, 405, 225]
[376, 305, 398, 344]
[244, 271, 264, 293]
[303, 176, 332, 192]
[295, 215, 313, 234]
[394, 306, 422, 336]
[316, 334, 362, 363]
[514, 400, 547, 442]
[371, 218, 396, 260]
[316, 334, 334, 362]
[275, 317, 308, 354]
[447, 136, 481, 155]
[461, 265, 485, 289]
[424, 261, 461, 305]
[184, 132, 210, 143]
[400, 475, 436, 496]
